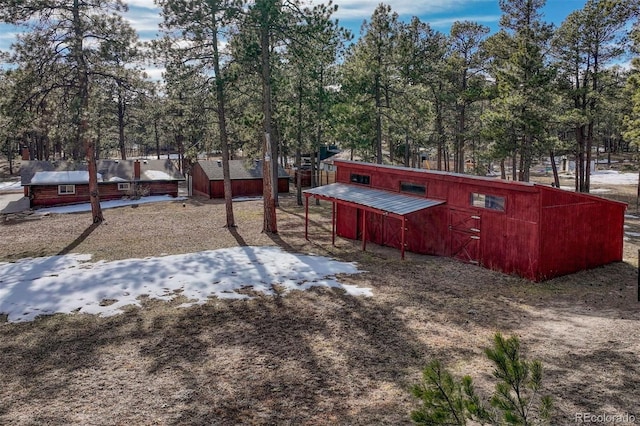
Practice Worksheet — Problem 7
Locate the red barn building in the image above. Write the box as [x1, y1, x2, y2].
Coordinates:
[21, 159, 184, 208]
[303, 160, 626, 281]
[191, 159, 290, 199]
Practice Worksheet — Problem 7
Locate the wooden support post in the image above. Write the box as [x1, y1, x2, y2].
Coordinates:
[332, 202, 336, 246]
[401, 217, 406, 260]
[304, 195, 309, 240]
[361, 210, 367, 252]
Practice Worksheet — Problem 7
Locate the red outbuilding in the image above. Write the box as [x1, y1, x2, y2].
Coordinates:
[303, 160, 626, 281]
[191, 159, 290, 199]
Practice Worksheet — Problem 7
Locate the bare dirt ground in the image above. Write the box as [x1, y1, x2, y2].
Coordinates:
[0, 171, 639, 425]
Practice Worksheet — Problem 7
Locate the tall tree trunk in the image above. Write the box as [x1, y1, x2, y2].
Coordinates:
[576, 125, 586, 192]
[375, 93, 383, 164]
[272, 122, 280, 207]
[74, 0, 102, 223]
[456, 103, 466, 173]
[374, 61, 383, 164]
[212, 21, 235, 228]
[154, 119, 160, 159]
[296, 78, 304, 206]
[118, 86, 126, 160]
[260, 1, 277, 233]
[550, 150, 560, 188]
[315, 67, 324, 188]
[585, 121, 593, 193]
[404, 132, 410, 167]
[431, 86, 445, 171]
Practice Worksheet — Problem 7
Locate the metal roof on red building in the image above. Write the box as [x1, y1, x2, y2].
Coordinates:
[304, 183, 445, 216]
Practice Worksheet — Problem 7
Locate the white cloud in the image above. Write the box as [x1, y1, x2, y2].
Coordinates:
[125, 0, 158, 9]
[125, 10, 162, 34]
[319, 0, 495, 20]
[427, 14, 501, 29]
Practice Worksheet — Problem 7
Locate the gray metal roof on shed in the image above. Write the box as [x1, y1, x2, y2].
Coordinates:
[304, 183, 445, 216]
[197, 159, 289, 181]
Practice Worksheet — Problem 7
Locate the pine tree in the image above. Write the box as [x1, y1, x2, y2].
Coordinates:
[411, 333, 552, 425]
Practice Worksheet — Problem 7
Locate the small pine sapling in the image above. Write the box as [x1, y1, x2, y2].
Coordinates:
[484, 333, 552, 425]
[410, 360, 492, 425]
[410, 333, 552, 425]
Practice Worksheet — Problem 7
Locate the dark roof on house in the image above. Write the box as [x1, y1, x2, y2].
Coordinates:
[197, 159, 289, 181]
[21, 159, 185, 185]
[304, 183, 445, 216]
[321, 150, 360, 165]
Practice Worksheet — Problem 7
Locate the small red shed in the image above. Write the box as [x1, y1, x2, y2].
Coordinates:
[191, 159, 290, 199]
[303, 161, 626, 281]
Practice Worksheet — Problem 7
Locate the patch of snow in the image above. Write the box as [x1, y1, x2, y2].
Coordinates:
[33, 195, 186, 215]
[0, 246, 369, 322]
[108, 176, 128, 182]
[625, 232, 640, 237]
[142, 170, 174, 180]
[0, 179, 22, 192]
[589, 188, 611, 193]
[233, 196, 263, 202]
[31, 171, 103, 184]
[625, 214, 639, 219]
[590, 170, 638, 185]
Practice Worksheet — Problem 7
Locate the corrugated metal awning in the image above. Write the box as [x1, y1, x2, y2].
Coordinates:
[303, 183, 445, 216]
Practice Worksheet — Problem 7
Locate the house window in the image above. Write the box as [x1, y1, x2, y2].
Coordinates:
[400, 181, 426, 196]
[118, 182, 131, 191]
[471, 193, 505, 212]
[58, 184, 76, 195]
[350, 173, 370, 185]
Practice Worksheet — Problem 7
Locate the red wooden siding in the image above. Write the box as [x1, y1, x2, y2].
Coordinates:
[331, 160, 625, 281]
[209, 178, 290, 198]
[30, 182, 179, 207]
[537, 186, 625, 280]
[191, 163, 212, 197]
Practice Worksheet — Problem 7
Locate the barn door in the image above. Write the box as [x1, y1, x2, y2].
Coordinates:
[367, 212, 384, 245]
[449, 209, 481, 265]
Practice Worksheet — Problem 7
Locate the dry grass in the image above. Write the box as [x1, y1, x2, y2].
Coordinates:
[1, 188, 639, 425]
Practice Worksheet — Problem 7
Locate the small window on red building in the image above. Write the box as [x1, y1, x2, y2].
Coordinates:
[58, 184, 76, 195]
[400, 182, 426, 196]
[350, 173, 370, 185]
[471, 193, 505, 212]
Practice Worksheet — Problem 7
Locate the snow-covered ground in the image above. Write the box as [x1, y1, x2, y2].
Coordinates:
[589, 170, 638, 185]
[33, 195, 187, 215]
[0, 179, 22, 192]
[0, 246, 370, 323]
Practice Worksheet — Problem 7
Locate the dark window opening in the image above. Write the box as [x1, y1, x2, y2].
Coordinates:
[400, 181, 426, 196]
[350, 173, 370, 185]
[471, 193, 505, 212]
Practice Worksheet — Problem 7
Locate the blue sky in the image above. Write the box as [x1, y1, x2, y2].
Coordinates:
[1, 0, 588, 77]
